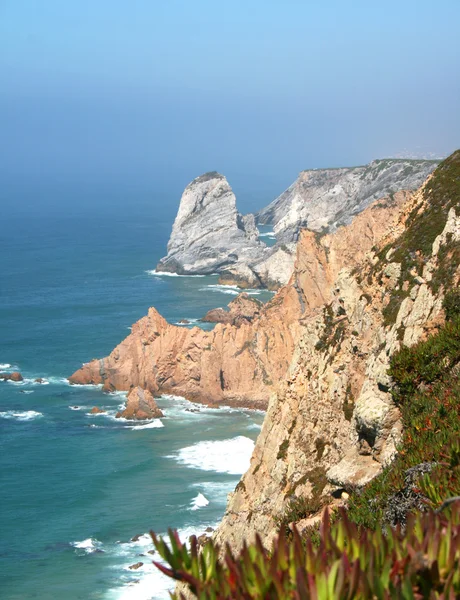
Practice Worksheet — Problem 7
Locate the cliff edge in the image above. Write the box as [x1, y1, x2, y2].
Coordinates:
[213, 150, 460, 551]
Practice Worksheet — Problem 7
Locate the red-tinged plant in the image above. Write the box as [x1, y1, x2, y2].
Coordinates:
[150, 503, 460, 599]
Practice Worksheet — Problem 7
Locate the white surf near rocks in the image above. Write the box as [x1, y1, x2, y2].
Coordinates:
[171, 436, 255, 475]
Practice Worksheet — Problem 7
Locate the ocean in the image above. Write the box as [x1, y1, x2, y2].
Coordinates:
[0, 187, 276, 599]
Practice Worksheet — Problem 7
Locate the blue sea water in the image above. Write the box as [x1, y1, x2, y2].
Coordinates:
[0, 187, 274, 599]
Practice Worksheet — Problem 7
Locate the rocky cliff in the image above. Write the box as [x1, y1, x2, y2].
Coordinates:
[156, 172, 267, 275]
[69, 190, 408, 409]
[256, 158, 439, 242]
[212, 151, 460, 552]
[157, 159, 438, 290]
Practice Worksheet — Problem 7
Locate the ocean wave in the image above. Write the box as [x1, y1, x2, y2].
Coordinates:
[106, 522, 219, 600]
[71, 537, 103, 554]
[190, 492, 209, 511]
[247, 422, 262, 430]
[170, 435, 254, 475]
[199, 285, 239, 295]
[0, 363, 14, 370]
[258, 231, 276, 237]
[191, 481, 234, 505]
[0, 410, 43, 421]
[127, 420, 164, 430]
[199, 284, 264, 296]
[173, 318, 200, 326]
[146, 270, 206, 278]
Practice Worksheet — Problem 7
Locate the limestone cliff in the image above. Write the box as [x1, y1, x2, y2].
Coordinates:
[213, 151, 460, 551]
[69, 191, 407, 409]
[156, 172, 267, 275]
[256, 158, 439, 242]
[156, 160, 438, 291]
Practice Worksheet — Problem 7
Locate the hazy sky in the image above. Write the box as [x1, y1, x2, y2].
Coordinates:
[1, 0, 459, 212]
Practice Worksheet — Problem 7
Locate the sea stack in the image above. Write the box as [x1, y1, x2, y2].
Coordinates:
[156, 172, 266, 275]
[116, 387, 164, 420]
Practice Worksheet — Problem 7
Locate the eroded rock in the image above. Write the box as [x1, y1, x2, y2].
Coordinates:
[116, 387, 163, 420]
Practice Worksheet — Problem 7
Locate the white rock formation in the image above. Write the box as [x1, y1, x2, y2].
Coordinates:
[156, 172, 267, 275]
[256, 159, 439, 242]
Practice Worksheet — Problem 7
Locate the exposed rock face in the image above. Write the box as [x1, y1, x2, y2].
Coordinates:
[156, 172, 267, 275]
[157, 160, 438, 291]
[116, 386, 163, 420]
[218, 243, 297, 290]
[0, 372, 23, 382]
[256, 159, 439, 242]
[201, 293, 262, 325]
[212, 155, 460, 552]
[90, 406, 105, 414]
[69, 193, 406, 409]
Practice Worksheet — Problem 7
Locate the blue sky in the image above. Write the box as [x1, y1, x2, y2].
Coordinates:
[1, 0, 459, 211]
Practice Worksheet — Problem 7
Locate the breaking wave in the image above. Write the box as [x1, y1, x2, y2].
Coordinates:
[170, 436, 254, 475]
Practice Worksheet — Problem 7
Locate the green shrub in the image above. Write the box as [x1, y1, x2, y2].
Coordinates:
[443, 288, 460, 321]
[347, 314, 460, 529]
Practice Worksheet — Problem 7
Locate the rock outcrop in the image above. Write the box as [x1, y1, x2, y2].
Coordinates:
[0, 372, 23, 382]
[156, 172, 267, 275]
[116, 386, 164, 420]
[201, 293, 262, 325]
[69, 192, 407, 409]
[256, 158, 439, 242]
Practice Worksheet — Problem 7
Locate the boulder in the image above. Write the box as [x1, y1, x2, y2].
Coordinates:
[0, 372, 23, 382]
[128, 562, 143, 570]
[90, 407, 105, 414]
[201, 293, 262, 325]
[116, 387, 163, 420]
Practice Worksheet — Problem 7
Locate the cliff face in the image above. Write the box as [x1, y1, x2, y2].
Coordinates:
[156, 172, 267, 275]
[156, 160, 438, 290]
[69, 192, 407, 409]
[213, 151, 460, 552]
[256, 159, 439, 242]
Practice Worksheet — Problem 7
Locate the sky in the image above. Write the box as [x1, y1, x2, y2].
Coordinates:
[1, 0, 459, 213]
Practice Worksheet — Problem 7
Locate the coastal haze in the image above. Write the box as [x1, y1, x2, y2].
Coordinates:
[1, 1, 460, 600]
[1, 0, 459, 217]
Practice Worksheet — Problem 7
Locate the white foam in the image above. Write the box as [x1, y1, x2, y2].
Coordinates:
[199, 284, 264, 297]
[247, 422, 262, 431]
[200, 286, 239, 295]
[259, 231, 276, 237]
[191, 481, 234, 504]
[171, 436, 254, 475]
[106, 523, 219, 600]
[21, 390, 35, 395]
[190, 492, 209, 511]
[173, 318, 200, 326]
[72, 537, 103, 554]
[0, 363, 12, 370]
[128, 420, 164, 430]
[0, 410, 43, 421]
[146, 270, 206, 278]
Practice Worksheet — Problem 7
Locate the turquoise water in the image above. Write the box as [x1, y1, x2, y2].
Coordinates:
[0, 197, 272, 599]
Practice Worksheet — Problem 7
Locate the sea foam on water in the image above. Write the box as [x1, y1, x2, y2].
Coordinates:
[171, 436, 255, 475]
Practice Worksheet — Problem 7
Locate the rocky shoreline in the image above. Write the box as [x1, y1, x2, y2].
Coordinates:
[69, 191, 407, 409]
